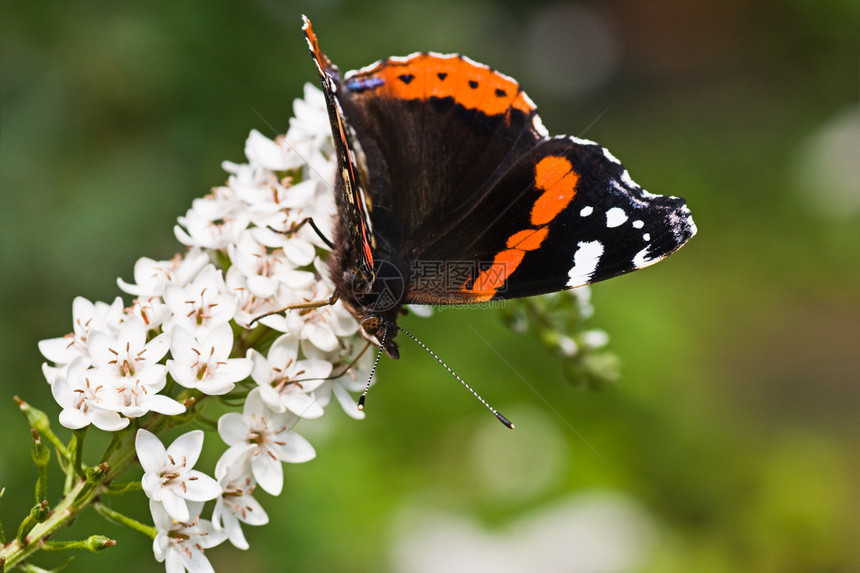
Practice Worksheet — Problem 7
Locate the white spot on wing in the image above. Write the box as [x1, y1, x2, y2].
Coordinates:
[532, 114, 549, 137]
[602, 147, 621, 165]
[428, 51, 458, 60]
[566, 241, 604, 287]
[580, 206, 593, 217]
[606, 207, 628, 228]
[633, 246, 662, 269]
[632, 220, 644, 229]
[620, 169, 659, 198]
[568, 135, 598, 147]
[494, 68, 519, 85]
[461, 54, 489, 70]
[687, 213, 698, 237]
[620, 170, 636, 187]
[387, 52, 423, 64]
[520, 91, 538, 109]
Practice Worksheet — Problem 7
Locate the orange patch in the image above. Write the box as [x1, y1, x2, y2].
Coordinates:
[469, 249, 526, 300]
[506, 227, 549, 251]
[531, 156, 579, 226]
[461, 156, 579, 301]
[350, 55, 534, 117]
[464, 227, 549, 300]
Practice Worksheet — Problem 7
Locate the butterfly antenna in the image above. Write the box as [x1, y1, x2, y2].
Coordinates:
[399, 326, 514, 429]
[357, 330, 386, 411]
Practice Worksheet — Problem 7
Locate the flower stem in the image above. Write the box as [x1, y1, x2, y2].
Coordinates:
[0, 488, 7, 545]
[0, 420, 144, 569]
[94, 504, 157, 539]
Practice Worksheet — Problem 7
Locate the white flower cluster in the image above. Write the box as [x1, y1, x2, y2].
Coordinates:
[38, 84, 373, 572]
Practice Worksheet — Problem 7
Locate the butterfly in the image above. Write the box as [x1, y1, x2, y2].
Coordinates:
[301, 16, 696, 363]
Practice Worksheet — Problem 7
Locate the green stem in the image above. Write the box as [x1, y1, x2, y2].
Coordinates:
[0, 487, 7, 545]
[71, 428, 88, 479]
[15, 398, 70, 461]
[102, 481, 143, 495]
[94, 504, 157, 539]
[42, 535, 116, 552]
[0, 422, 143, 569]
[31, 433, 50, 505]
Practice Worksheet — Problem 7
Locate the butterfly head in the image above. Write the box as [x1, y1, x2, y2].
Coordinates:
[339, 258, 406, 359]
[358, 315, 400, 359]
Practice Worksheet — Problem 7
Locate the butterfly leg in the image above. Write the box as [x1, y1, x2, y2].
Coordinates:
[268, 217, 334, 249]
[247, 294, 339, 328]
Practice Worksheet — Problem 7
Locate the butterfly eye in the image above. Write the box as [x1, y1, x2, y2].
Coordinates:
[359, 315, 381, 336]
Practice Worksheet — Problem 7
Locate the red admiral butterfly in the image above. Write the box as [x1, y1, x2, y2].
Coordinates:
[302, 16, 696, 361]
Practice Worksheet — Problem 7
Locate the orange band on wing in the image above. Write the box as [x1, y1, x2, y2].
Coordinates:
[531, 156, 578, 226]
[469, 249, 526, 301]
[349, 55, 534, 117]
[461, 156, 579, 301]
[506, 227, 549, 250]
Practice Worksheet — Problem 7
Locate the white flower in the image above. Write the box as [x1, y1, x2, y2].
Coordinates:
[174, 195, 250, 251]
[582, 329, 610, 349]
[216, 388, 315, 496]
[248, 333, 332, 418]
[137, 429, 222, 523]
[240, 178, 318, 221]
[282, 277, 359, 352]
[162, 264, 238, 338]
[245, 223, 317, 268]
[127, 295, 173, 331]
[83, 317, 183, 418]
[227, 229, 315, 299]
[313, 374, 368, 420]
[167, 324, 252, 395]
[245, 129, 305, 172]
[305, 339, 372, 420]
[224, 265, 285, 330]
[87, 316, 169, 385]
[38, 296, 125, 367]
[151, 500, 226, 573]
[51, 358, 128, 431]
[221, 159, 277, 206]
[284, 84, 335, 178]
[574, 285, 594, 319]
[290, 83, 330, 140]
[112, 376, 186, 418]
[212, 471, 269, 550]
[117, 249, 210, 298]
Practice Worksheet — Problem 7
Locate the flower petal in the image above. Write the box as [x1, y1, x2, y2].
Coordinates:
[161, 488, 190, 522]
[167, 430, 205, 469]
[181, 470, 222, 502]
[271, 431, 316, 464]
[251, 453, 284, 496]
[217, 413, 249, 446]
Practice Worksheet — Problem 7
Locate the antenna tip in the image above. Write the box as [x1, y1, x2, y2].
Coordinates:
[357, 395, 366, 410]
[495, 412, 515, 429]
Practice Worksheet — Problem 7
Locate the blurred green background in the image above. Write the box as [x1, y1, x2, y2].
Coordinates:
[2, 1, 858, 572]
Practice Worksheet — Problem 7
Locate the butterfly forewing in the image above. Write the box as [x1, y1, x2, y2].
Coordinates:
[404, 136, 696, 303]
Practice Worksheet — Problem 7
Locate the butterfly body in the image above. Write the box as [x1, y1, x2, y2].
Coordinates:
[302, 17, 696, 359]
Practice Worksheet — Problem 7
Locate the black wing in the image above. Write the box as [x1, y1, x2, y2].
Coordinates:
[405, 136, 696, 303]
